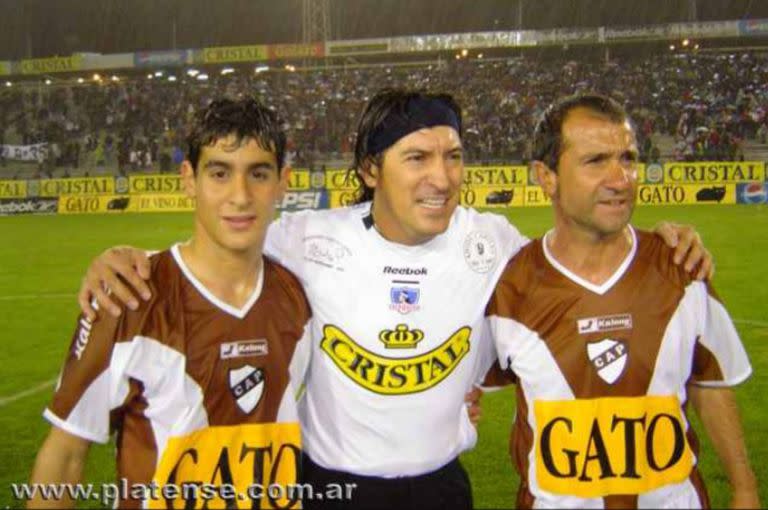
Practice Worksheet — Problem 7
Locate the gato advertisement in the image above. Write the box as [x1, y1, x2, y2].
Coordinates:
[459, 187, 525, 207]
[58, 195, 135, 214]
[637, 184, 736, 205]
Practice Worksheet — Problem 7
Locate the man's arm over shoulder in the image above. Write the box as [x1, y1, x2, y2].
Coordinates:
[264, 210, 313, 279]
[266, 260, 313, 396]
[470, 208, 531, 262]
[485, 242, 540, 374]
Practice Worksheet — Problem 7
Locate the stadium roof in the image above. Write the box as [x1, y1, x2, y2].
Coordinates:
[2, 0, 768, 60]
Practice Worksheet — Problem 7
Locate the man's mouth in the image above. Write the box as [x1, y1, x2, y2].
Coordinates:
[223, 215, 257, 229]
[597, 198, 629, 208]
[416, 197, 449, 209]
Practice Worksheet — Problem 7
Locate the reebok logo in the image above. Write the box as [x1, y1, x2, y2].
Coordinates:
[383, 266, 427, 276]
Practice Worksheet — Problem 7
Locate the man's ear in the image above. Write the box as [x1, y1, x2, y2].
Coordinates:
[534, 160, 557, 199]
[181, 160, 196, 198]
[359, 159, 380, 189]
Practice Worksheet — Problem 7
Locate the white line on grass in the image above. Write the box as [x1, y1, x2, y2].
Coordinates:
[734, 318, 768, 327]
[0, 378, 56, 407]
[0, 293, 74, 301]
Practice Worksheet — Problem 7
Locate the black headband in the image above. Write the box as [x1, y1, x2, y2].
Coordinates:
[367, 96, 461, 155]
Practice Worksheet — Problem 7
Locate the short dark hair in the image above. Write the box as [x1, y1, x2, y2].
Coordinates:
[349, 88, 463, 203]
[186, 98, 286, 172]
[532, 93, 629, 172]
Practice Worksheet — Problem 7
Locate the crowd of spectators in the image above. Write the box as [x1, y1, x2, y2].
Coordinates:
[1, 51, 767, 177]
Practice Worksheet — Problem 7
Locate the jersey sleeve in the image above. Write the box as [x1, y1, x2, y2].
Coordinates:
[289, 318, 313, 400]
[498, 214, 530, 262]
[689, 281, 752, 387]
[264, 211, 310, 281]
[44, 309, 130, 443]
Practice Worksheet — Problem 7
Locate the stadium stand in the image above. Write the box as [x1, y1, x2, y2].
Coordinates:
[3, 52, 768, 179]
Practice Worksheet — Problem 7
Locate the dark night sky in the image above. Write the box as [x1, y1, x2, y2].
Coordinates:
[1, 0, 768, 60]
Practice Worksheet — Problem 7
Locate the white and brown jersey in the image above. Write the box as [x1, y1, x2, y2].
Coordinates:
[486, 227, 751, 510]
[45, 245, 312, 509]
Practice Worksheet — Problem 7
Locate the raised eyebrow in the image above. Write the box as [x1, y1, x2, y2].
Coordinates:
[203, 159, 233, 170]
[400, 148, 431, 156]
[248, 161, 278, 172]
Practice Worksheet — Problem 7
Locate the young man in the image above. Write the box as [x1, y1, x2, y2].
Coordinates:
[487, 94, 758, 509]
[74, 89, 713, 509]
[29, 98, 311, 509]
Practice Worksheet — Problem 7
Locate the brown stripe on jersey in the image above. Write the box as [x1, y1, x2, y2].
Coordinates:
[687, 463, 710, 509]
[482, 361, 517, 387]
[113, 379, 156, 508]
[180, 259, 310, 425]
[110, 252, 310, 426]
[691, 336, 725, 383]
[49, 249, 310, 503]
[516, 482, 535, 510]
[492, 230, 708, 503]
[50, 312, 120, 422]
[512, 384, 535, 509]
[497, 232, 688, 399]
[603, 495, 638, 508]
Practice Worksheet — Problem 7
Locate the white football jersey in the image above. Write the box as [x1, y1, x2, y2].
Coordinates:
[265, 202, 527, 477]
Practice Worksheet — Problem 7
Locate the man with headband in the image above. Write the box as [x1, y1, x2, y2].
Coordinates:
[74, 89, 713, 509]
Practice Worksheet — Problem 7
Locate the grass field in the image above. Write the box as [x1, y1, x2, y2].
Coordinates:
[0, 205, 766, 509]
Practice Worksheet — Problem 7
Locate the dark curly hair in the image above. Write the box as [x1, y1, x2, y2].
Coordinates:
[186, 97, 286, 172]
[532, 93, 629, 172]
[349, 88, 463, 204]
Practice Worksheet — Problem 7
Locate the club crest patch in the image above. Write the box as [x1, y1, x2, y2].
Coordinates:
[228, 365, 265, 414]
[389, 286, 421, 314]
[463, 231, 498, 273]
[586, 339, 628, 384]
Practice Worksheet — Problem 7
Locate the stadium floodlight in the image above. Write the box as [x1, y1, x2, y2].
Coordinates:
[186, 69, 199, 77]
[197, 73, 209, 81]
[221, 67, 235, 75]
[255, 65, 269, 73]
[168, 75, 177, 82]
[154, 70, 164, 77]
